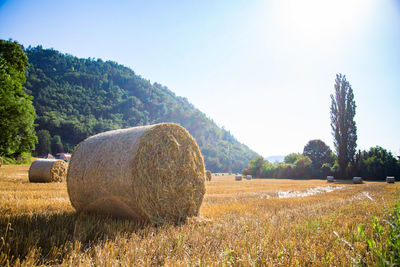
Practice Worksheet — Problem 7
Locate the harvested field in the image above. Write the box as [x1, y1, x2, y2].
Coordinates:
[0, 165, 399, 266]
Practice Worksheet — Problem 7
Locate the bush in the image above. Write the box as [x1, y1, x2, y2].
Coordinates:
[2, 152, 32, 165]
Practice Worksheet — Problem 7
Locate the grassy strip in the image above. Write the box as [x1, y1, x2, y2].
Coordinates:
[1, 153, 32, 165]
[357, 199, 400, 266]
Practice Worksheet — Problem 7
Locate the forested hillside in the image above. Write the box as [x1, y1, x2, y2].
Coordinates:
[24, 46, 258, 173]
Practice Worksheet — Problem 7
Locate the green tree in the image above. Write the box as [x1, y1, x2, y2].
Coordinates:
[330, 74, 357, 178]
[294, 155, 312, 178]
[284, 153, 301, 164]
[357, 146, 400, 180]
[0, 40, 36, 158]
[303, 139, 334, 170]
[51, 135, 64, 154]
[36, 129, 51, 156]
[248, 156, 265, 177]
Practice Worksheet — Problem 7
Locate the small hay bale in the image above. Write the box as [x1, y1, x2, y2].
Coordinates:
[353, 177, 363, 184]
[246, 175, 252, 180]
[67, 123, 206, 225]
[206, 170, 212, 181]
[29, 159, 68, 182]
[386, 176, 395, 183]
[235, 175, 242, 181]
[327, 176, 335, 183]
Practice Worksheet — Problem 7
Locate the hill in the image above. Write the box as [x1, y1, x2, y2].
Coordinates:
[23, 46, 259, 173]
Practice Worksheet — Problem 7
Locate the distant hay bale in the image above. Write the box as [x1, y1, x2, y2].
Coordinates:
[353, 177, 363, 184]
[386, 176, 395, 183]
[67, 123, 206, 225]
[246, 175, 252, 180]
[0, 157, 2, 167]
[235, 175, 242, 181]
[327, 176, 335, 183]
[29, 159, 68, 182]
[206, 170, 212, 181]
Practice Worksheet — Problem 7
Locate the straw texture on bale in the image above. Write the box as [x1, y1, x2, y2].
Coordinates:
[206, 170, 212, 181]
[386, 176, 395, 183]
[353, 177, 363, 184]
[235, 175, 242, 181]
[67, 123, 206, 225]
[29, 159, 68, 182]
[327, 176, 335, 183]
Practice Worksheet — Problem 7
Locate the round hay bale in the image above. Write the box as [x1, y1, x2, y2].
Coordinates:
[353, 177, 363, 184]
[235, 175, 242, 181]
[246, 175, 252, 180]
[0, 156, 3, 167]
[386, 176, 395, 183]
[327, 176, 335, 183]
[29, 159, 68, 182]
[206, 170, 212, 181]
[67, 123, 206, 225]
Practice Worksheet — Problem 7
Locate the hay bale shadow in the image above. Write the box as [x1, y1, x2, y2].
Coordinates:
[0, 211, 148, 265]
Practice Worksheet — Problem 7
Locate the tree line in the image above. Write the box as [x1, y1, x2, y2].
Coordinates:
[244, 141, 400, 181]
[244, 74, 400, 180]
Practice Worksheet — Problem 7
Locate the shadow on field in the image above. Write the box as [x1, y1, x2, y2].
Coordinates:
[0, 212, 149, 265]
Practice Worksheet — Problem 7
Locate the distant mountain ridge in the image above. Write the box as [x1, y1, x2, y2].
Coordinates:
[24, 46, 259, 173]
[265, 156, 285, 163]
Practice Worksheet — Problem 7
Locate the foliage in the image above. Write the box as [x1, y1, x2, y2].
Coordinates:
[245, 142, 398, 181]
[303, 139, 334, 169]
[246, 154, 313, 178]
[0, 40, 37, 158]
[294, 155, 312, 178]
[357, 202, 400, 266]
[353, 146, 400, 180]
[23, 46, 258, 172]
[284, 153, 301, 164]
[260, 160, 276, 178]
[321, 163, 333, 176]
[51, 135, 64, 154]
[248, 156, 265, 177]
[1, 152, 32, 165]
[36, 129, 51, 156]
[330, 73, 357, 178]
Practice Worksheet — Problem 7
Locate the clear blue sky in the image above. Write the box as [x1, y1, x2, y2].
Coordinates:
[1, 0, 399, 157]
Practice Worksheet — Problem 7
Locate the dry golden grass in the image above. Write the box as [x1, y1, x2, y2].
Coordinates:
[0, 166, 399, 266]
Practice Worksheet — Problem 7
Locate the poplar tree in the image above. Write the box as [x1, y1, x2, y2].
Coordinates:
[330, 74, 357, 178]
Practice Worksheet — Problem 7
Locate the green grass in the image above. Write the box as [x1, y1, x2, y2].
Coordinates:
[356, 201, 400, 266]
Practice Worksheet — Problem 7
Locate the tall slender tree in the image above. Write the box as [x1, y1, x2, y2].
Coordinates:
[330, 74, 357, 178]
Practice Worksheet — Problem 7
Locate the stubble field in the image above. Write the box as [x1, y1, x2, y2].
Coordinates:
[0, 165, 398, 266]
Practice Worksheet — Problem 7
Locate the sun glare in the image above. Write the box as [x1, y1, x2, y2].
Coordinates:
[279, 0, 373, 45]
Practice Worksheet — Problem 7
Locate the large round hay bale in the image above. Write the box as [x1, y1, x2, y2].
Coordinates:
[67, 123, 206, 225]
[29, 159, 68, 182]
[206, 170, 212, 181]
[235, 175, 242, 181]
[246, 175, 252, 180]
[386, 176, 395, 183]
[327, 176, 335, 183]
[353, 177, 363, 184]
